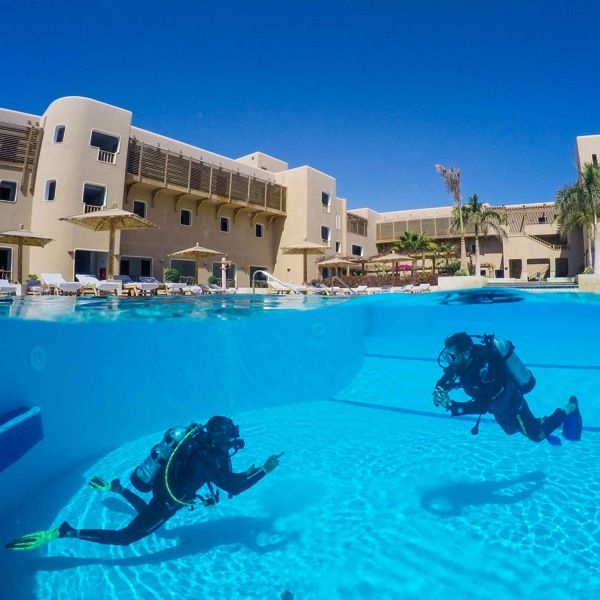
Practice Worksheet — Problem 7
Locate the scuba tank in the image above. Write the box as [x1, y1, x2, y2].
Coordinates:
[482, 333, 535, 393]
[130, 426, 189, 492]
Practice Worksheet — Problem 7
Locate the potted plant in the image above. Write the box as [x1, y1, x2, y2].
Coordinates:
[164, 268, 180, 283]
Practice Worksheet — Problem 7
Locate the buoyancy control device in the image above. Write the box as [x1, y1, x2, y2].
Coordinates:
[482, 333, 535, 393]
[130, 425, 194, 492]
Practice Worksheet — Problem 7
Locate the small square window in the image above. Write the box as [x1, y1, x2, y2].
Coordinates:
[45, 180, 56, 201]
[321, 192, 330, 207]
[90, 130, 120, 153]
[351, 244, 363, 257]
[220, 217, 230, 233]
[180, 209, 192, 226]
[54, 125, 65, 143]
[0, 180, 17, 203]
[133, 200, 147, 219]
[255, 223, 264, 238]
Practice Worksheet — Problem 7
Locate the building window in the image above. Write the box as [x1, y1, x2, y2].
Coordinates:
[0, 180, 17, 203]
[335, 241, 342, 253]
[53, 125, 65, 143]
[593, 154, 598, 166]
[170, 259, 195, 279]
[45, 180, 56, 201]
[180, 209, 192, 226]
[220, 217, 230, 233]
[90, 130, 120, 153]
[321, 191, 331, 213]
[0, 247, 12, 280]
[255, 223, 264, 238]
[335, 212, 341, 230]
[351, 244, 363, 257]
[538, 215, 547, 224]
[132, 200, 147, 219]
[82, 183, 106, 208]
[321, 226, 331, 247]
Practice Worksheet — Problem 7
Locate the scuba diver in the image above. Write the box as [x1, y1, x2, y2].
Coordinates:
[433, 332, 583, 442]
[6, 416, 284, 550]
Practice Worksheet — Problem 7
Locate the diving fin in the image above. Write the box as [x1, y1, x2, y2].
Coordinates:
[5, 527, 61, 551]
[5, 521, 74, 551]
[562, 396, 582, 442]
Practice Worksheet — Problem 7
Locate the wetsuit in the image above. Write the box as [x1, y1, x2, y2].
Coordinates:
[436, 344, 566, 442]
[69, 439, 266, 546]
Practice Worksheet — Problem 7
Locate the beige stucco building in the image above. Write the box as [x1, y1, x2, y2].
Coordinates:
[0, 96, 592, 286]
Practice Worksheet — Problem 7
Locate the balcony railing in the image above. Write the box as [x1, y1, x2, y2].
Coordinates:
[83, 203, 104, 213]
[97, 149, 117, 164]
[0, 121, 40, 168]
[126, 138, 286, 213]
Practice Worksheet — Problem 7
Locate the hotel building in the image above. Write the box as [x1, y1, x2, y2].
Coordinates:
[0, 96, 593, 286]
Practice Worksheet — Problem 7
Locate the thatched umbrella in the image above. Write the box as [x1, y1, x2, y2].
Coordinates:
[60, 205, 157, 279]
[168, 243, 224, 284]
[316, 256, 354, 278]
[0, 224, 53, 283]
[282, 240, 328, 285]
[369, 252, 412, 284]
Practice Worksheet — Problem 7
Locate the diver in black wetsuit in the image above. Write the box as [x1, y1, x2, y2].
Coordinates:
[433, 332, 578, 442]
[6, 417, 283, 550]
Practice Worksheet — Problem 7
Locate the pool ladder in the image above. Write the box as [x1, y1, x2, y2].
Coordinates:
[251, 270, 304, 295]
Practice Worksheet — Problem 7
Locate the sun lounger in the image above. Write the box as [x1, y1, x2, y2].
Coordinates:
[269, 280, 307, 294]
[411, 283, 431, 293]
[139, 276, 185, 295]
[0, 279, 17, 296]
[76, 274, 121, 295]
[40, 273, 82, 296]
[113, 275, 159, 296]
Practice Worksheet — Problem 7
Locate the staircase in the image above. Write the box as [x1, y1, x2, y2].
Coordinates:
[525, 233, 568, 251]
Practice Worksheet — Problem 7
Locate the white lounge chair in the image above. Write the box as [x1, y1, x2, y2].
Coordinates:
[113, 275, 158, 296]
[0, 279, 17, 296]
[269, 280, 307, 294]
[41, 273, 83, 296]
[352, 285, 368, 295]
[411, 283, 431, 293]
[76, 274, 121, 295]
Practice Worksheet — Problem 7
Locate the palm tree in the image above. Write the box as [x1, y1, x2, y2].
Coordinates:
[458, 194, 507, 276]
[435, 164, 467, 270]
[555, 182, 592, 267]
[554, 163, 600, 272]
[393, 230, 433, 278]
[436, 240, 458, 268]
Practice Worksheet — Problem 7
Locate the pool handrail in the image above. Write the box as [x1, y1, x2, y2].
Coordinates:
[330, 276, 357, 295]
[251, 270, 304, 295]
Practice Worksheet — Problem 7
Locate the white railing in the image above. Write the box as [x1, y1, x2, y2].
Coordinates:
[251, 270, 303, 295]
[83, 204, 104, 213]
[98, 149, 117, 164]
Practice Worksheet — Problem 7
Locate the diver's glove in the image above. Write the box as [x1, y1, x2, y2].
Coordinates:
[263, 452, 285, 474]
[433, 387, 452, 410]
[88, 476, 123, 494]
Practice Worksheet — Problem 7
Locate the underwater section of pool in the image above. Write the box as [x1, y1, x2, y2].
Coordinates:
[0, 289, 599, 599]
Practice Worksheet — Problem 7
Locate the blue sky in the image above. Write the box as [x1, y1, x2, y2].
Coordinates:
[2, 1, 599, 212]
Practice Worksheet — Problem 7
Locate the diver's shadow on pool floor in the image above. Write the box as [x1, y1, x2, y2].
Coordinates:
[420, 471, 547, 517]
[25, 515, 298, 573]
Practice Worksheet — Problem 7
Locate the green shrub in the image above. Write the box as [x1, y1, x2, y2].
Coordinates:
[455, 269, 469, 276]
[583, 266, 594, 274]
[27, 273, 39, 281]
[164, 268, 180, 283]
[208, 275, 219, 285]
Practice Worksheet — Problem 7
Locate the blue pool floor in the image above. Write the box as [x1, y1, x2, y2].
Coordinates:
[1, 400, 598, 600]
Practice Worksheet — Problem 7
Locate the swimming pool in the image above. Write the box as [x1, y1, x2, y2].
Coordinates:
[0, 290, 598, 599]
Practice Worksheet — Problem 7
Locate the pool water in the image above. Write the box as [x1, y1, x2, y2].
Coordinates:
[0, 290, 598, 599]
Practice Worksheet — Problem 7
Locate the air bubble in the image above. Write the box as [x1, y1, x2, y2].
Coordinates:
[30, 346, 46, 371]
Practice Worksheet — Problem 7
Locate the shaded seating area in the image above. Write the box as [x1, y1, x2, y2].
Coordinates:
[40, 273, 82, 296]
[75, 274, 121, 296]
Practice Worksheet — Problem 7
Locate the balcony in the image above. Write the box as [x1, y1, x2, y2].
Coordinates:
[97, 149, 117, 164]
[125, 139, 286, 216]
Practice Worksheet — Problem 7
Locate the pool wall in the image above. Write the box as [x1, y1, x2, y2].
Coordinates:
[0, 302, 367, 519]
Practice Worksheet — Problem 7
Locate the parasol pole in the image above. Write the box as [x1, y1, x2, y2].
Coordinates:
[107, 225, 116, 279]
[17, 240, 23, 283]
